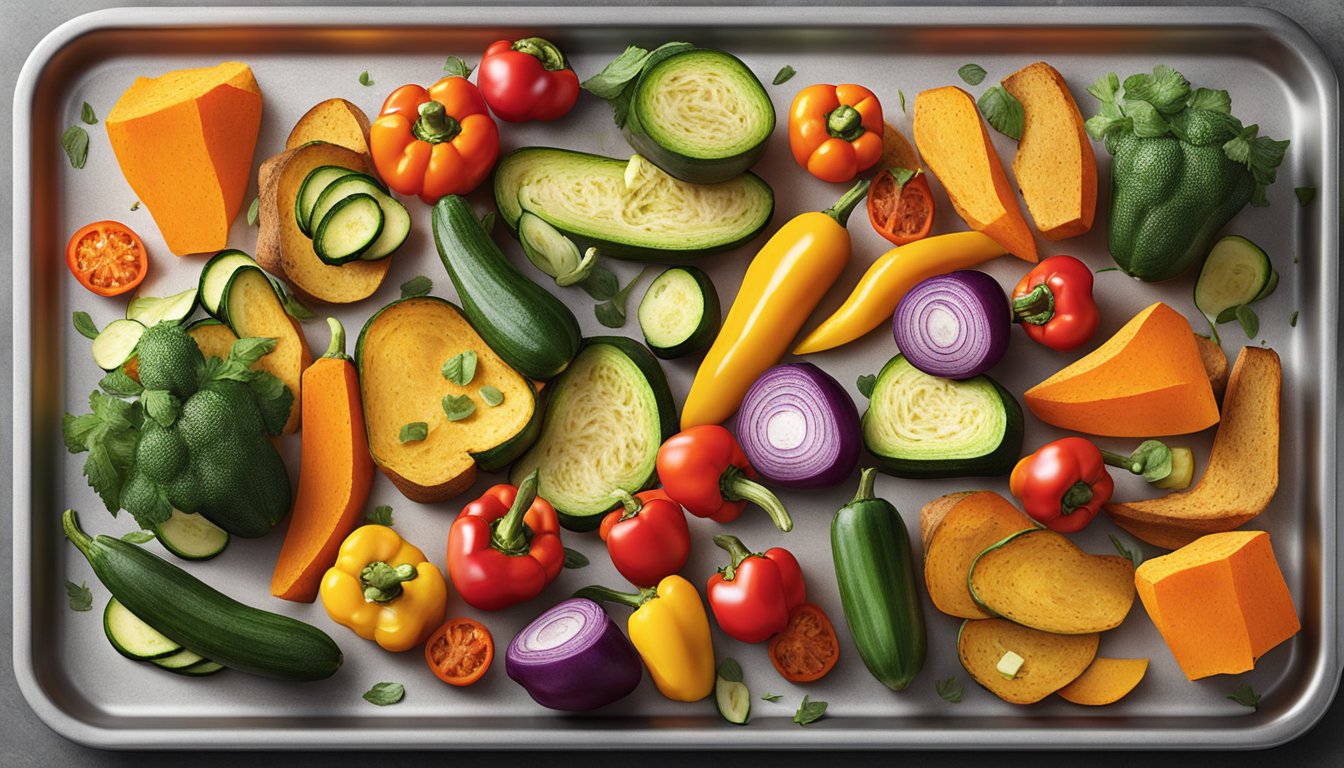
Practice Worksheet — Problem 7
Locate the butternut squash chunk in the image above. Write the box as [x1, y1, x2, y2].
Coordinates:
[107, 62, 262, 256]
[958, 619, 1098, 704]
[913, 86, 1037, 262]
[1134, 531, 1299, 680]
[1057, 657, 1148, 706]
[923, 492, 1035, 619]
[1002, 62, 1097, 240]
[286, 99, 372, 157]
[1024, 302, 1219, 436]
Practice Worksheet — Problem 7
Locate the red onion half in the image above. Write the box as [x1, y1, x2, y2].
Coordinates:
[505, 598, 642, 711]
[736, 363, 861, 489]
[893, 270, 1009, 379]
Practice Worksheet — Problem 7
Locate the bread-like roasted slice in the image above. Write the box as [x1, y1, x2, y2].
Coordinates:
[958, 618, 1098, 705]
[969, 529, 1136, 634]
[356, 297, 541, 503]
[923, 491, 1035, 619]
[1002, 61, 1097, 240]
[286, 98, 372, 157]
[1057, 657, 1148, 706]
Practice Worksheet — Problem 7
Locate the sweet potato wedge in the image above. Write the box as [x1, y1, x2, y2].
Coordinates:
[923, 492, 1035, 619]
[1057, 657, 1148, 706]
[969, 529, 1136, 634]
[958, 618, 1098, 705]
[1002, 62, 1096, 240]
[286, 98, 372, 157]
[913, 86, 1037, 262]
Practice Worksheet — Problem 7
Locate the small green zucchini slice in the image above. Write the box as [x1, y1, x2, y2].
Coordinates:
[152, 647, 207, 670]
[153, 508, 230, 561]
[714, 659, 751, 725]
[125, 288, 198, 328]
[104, 597, 181, 661]
[173, 659, 225, 677]
[1194, 235, 1277, 322]
[313, 193, 385, 265]
[637, 266, 721, 359]
[91, 319, 146, 371]
[198, 249, 256, 320]
[295, 166, 359, 236]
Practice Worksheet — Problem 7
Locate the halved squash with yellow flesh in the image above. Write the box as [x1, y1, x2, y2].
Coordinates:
[186, 319, 238, 361]
[958, 619, 1098, 705]
[923, 492, 1036, 619]
[220, 267, 312, 434]
[286, 99, 371, 157]
[1057, 657, 1148, 706]
[918, 490, 977, 550]
[356, 297, 540, 503]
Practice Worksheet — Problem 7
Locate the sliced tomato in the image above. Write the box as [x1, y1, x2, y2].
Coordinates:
[66, 221, 148, 297]
[425, 617, 494, 686]
[868, 169, 935, 246]
[767, 603, 839, 683]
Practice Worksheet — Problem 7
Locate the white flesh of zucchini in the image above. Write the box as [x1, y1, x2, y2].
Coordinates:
[104, 598, 182, 661]
[126, 288, 198, 328]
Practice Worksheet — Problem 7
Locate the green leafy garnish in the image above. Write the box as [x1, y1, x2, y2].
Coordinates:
[441, 393, 475, 422]
[399, 275, 432, 299]
[582, 42, 695, 127]
[479, 385, 504, 407]
[65, 580, 93, 612]
[99, 368, 143, 397]
[977, 86, 1025, 140]
[1095, 266, 1121, 274]
[399, 422, 428, 443]
[121, 530, 155, 544]
[443, 56, 474, 78]
[130, 200, 140, 211]
[441, 350, 478, 386]
[1223, 124, 1291, 207]
[580, 264, 619, 301]
[935, 676, 964, 703]
[958, 63, 987, 86]
[1290, 310, 1299, 328]
[761, 693, 783, 703]
[563, 548, 590, 569]
[716, 658, 744, 683]
[269, 277, 315, 321]
[362, 681, 405, 706]
[142, 389, 181, 429]
[1109, 534, 1142, 568]
[246, 196, 260, 226]
[81, 102, 98, 125]
[856, 374, 876, 399]
[366, 504, 394, 526]
[73, 311, 100, 340]
[1227, 684, 1260, 710]
[61, 125, 90, 169]
[772, 65, 796, 86]
[1295, 187, 1316, 207]
[62, 391, 143, 516]
[595, 267, 651, 328]
[358, 71, 373, 87]
[899, 89, 907, 115]
[793, 695, 828, 726]
[1236, 304, 1260, 338]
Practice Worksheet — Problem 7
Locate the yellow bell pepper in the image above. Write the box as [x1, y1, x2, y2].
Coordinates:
[792, 231, 1009, 355]
[680, 179, 870, 429]
[575, 575, 715, 702]
[319, 525, 447, 652]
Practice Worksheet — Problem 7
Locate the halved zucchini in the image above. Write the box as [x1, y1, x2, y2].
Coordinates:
[861, 354, 1023, 478]
[220, 266, 312, 433]
[1194, 235, 1276, 322]
[91, 319, 146, 371]
[126, 288, 198, 328]
[313, 193, 385, 265]
[154, 507, 230, 560]
[637, 266, 721, 359]
[104, 597, 181, 661]
[510, 337, 677, 530]
[198, 249, 257, 321]
[296, 166, 358, 236]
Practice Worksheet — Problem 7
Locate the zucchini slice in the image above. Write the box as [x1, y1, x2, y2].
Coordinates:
[715, 676, 751, 725]
[510, 337, 677, 530]
[172, 659, 225, 677]
[154, 507, 230, 561]
[151, 647, 207, 670]
[305, 172, 409, 261]
[312, 193, 385, 265]
[637, 266, 721, 359]
[295, 166, 359, 236]
[625, 48, 775, 184]
[494, 148, 773, 261]
[1194, 235, 1277, 321]
[91, 319, 146, 371]
[104, 597, 181, 661]
[126, 288, 199, 328]
[862, 354, 1023, 479]
[198, 249, 257, 321]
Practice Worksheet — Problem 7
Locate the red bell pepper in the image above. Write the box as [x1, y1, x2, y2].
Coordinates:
[1011, 254, 1100, 352]
[599, 489, 691, 588]
[705, 534, 806, 644]
[477, 38, 581, 123]
[1009, 437, 1114, 533]
[446, 470, 563, 610]
[655, 425, 793, 532]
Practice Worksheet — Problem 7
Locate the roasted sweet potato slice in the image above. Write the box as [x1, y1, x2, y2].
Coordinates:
[958, 618, 1098, 705]
[1057, 657, 1148, 706]
[1195, 334, 1229, 399]
[286, 98, 371, 157]
[923, 492, 1035, 619]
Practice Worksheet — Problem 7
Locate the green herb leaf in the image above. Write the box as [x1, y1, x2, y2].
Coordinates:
[1227, 684, 1260, 710]
[121, 530, 155, 544]
[62, 392, 143, 516]
[793, 695, 828, 726]
[99, 368, 143, 397]
[366, 504, 394, 526]
[563, 548, 590, 569]
[269, 277, 315, 321]
[580, 264, 619, 301]
[142, 390, 181, 429]
[441, 393, 475, 421]
[81, 101, 98, 125]
[935, 675, 964, 703]
[977, 86, 1025, 140]
[399, 422, 428, 443]
[1122, 98, 1169, 138]
[443, 56, 474, 78]
[480, 210, 497, 234]
[958, 63, 987, 86]
[1290, 310, 1299, 328]
[595, 267, 650, 328]
[899, 89, 907, 115]
[1129, 439, 1174, 483]
[581, 44, 651, 99]
[1214, 305, 1241, 325]
[73, 311, 100, 340]
[1236, 304, 1260, 339]
[479, 385, 504, 407]
[358, 71, 373, 87]
[1095, 266, 1121, 274]
[1223, 123, 1290, 206]
[229, 337, 277, 367]
[61, 125, 90, 169]
[130, 200, 140, 211]
[399, 275, 433, 299]
[772, 65, 796, 86]
[65, 580, 93, 612]
[441, 350, 478, 386]
[1187, 87, 1232, 114]
[1295, 187, 1316, 207]
[362, 681, 405, 706]
[1123, 65, 1191, 115]
[1109, 534, 1142, 568]
[887, 166, 918, 194]
[717, 658, 744, 683]
[856, 374, 877, 399]
[246, 196, 260, 226]
[761, 693, 783, 703]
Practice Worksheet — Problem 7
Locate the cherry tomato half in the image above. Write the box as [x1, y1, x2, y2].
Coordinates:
[767, 603, 839, 683]
[66, 221, 148, 297]
[867, 170, 935, 246]
[425, 617, 494, 687]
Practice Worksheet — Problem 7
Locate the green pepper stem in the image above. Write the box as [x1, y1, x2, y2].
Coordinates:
[822, 178, 872, 228]
[1012, 284, 1057, 326]
[851, 467, 878, 505]
[513, 37, 567, 71]
[720, 466, 793, 532]
[412, 100, 462, 144]
[573, 584, 658, 611]
[610, 489, 643, 521]
[321, 317, 348, 360]
[493, 469, 539, 554]
[360, 561, 418, 603]
[1099, 449, 1145, 476]
[826, 104, 865, 142]
[712, 534, 757, 581]
[62, 509, 94, 559]
[1060, 482, 1094, 516]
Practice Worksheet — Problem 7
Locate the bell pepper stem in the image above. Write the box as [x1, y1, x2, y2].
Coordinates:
[1099, 449, 1145, 476]
[1060, 482, 1094, 516]
[851, 467, 879, 505]
[573, 584, 658, 611]
[610, 489, 643, 521]
[493, 469, 539, 554]
[360, 561, 418, 603]
[1012, 284, 1057, 326]
[822, 179, 872, 228]
[412, 100, 463, 144]
[826, 104, 865, 142]
[321, 317, 348, 360]
[712, 534, 757, 581]
[513, 37, 567, 71]
[720, 466, 793, 532]
[62, 509, 93, 559]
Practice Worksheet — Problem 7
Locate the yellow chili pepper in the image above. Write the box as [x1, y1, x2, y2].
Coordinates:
[792, 231, 1009, 355]
[681, 179, 870, 429]
[575, 575, 715, 702]
[319, 525, 447, 652]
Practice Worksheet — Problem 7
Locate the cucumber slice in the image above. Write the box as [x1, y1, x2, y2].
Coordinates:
[637, 266, 721, 359]
[126, 288, 199, 328]
[91, 319, 146, 371]
[172, 659, 225, 677]
[714, 661, 751, 725]
[312, 193, 385, 265]
[296, 166, 359, 236]
[1194, 235, 1276, 321]
[104, 597, 181, 661]
[152, 647, 207, 670]
[198, 249, 257, 320]
[154, 508, 230, 560]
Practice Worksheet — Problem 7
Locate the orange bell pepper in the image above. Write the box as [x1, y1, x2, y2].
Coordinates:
[789, 84, 883, 183]
[370, 75, 500, 204]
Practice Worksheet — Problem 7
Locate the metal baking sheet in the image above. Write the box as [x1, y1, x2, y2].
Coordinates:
[11, 5, 1340, 750]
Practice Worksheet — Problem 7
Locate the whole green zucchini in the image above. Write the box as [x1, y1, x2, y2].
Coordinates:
[830, 468, 926, 690]
[432, 194, 581, 380]
[63, 510, 342, 682]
